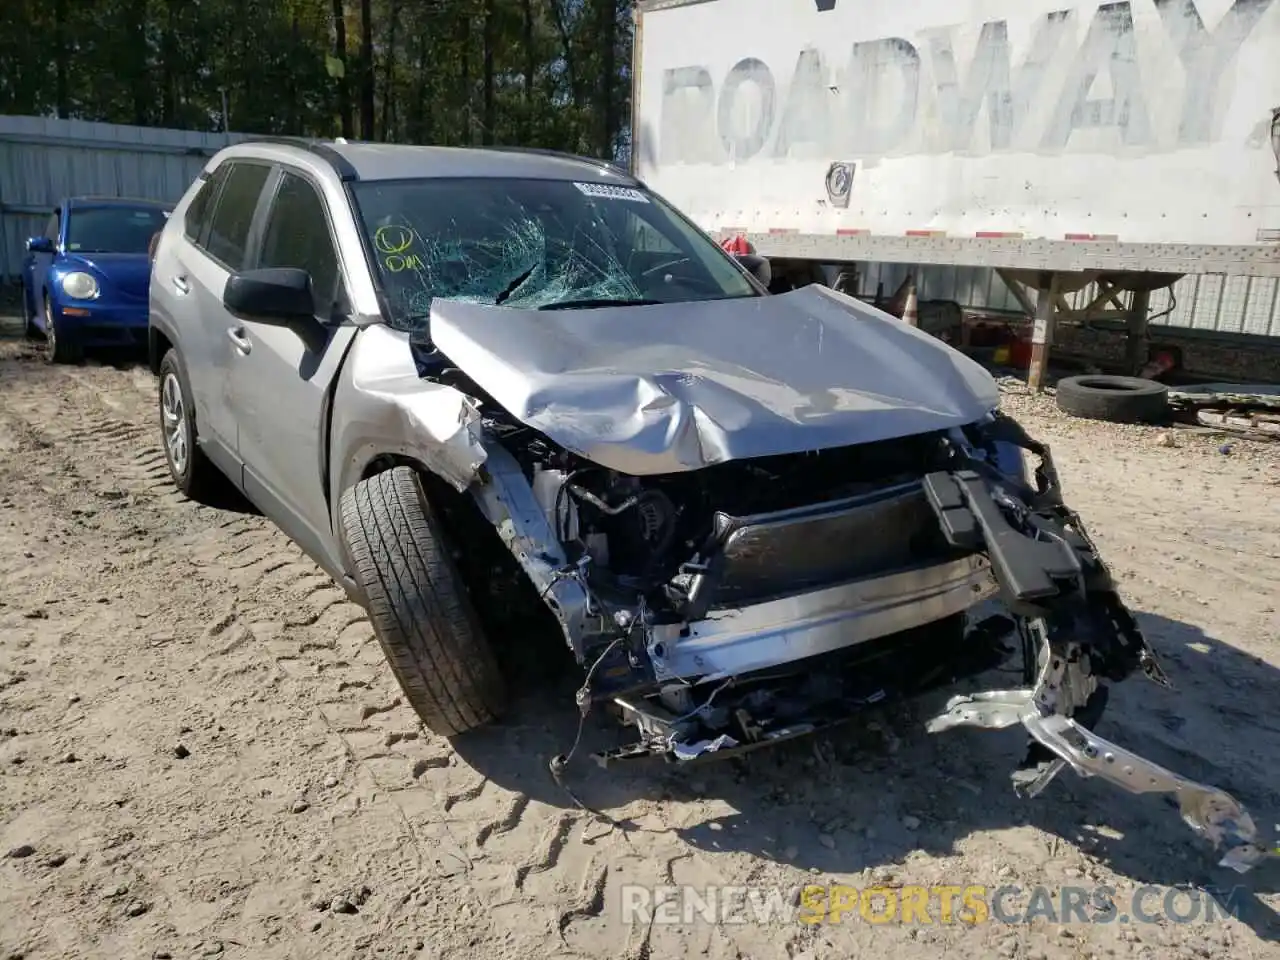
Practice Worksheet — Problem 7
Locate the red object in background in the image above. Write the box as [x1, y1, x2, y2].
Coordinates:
[1010, 333, 1033, 369]
[721, 234, 754, 255]
[1139, 350, 1177, 379]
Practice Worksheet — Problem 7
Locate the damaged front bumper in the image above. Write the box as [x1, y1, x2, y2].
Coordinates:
[586, 416, 1267, 872]
[645, 554, 996, 682]
[917, 418, 1266, 872]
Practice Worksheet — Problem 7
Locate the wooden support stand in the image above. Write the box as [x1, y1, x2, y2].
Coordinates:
[1126, 287, 1151, 376]
[1027, 272, 1060, 393]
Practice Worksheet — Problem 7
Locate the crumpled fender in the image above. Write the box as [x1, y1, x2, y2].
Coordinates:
[328, 325, 488, 536]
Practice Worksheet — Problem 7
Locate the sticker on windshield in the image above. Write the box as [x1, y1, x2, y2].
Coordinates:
[573, 182, 650, 203]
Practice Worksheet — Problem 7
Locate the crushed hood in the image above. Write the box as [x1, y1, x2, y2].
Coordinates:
[428, 285, 1000, 475]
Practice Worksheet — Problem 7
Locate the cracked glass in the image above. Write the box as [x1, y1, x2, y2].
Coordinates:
[350, 176, 759, 335]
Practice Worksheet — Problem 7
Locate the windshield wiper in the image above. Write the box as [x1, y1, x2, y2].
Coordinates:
[494, 264, 536, 305]
[537, 298, 663, 310]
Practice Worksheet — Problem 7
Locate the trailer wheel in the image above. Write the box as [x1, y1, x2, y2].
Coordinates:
[338, 466, 506, 737]
[1055, 375, 1168, 424]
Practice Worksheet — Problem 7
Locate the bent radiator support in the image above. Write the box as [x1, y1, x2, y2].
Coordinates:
[922, 431, 1267, 872]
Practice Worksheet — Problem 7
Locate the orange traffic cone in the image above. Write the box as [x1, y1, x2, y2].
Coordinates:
[902, 281, 919, 327]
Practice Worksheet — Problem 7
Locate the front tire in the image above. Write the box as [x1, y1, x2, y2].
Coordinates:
[339, 467, 507, 737]
[158, 349, 222, 502]
[44, 294, 83, 364]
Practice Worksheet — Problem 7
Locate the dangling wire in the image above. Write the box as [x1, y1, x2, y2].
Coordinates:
[549, 635, 627, 824]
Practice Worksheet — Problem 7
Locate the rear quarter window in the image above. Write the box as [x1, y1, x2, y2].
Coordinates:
[183, 168, 226, 244]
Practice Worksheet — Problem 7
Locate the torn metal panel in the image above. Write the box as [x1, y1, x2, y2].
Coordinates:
[466, 441, 604, 661]
[927, 636, 1265, 874]
[925, 689, 1030, 731]
[428, 284, 1001, 476]
[594, 613, 1017, 770]
[1023, 713, 1264, 873]
[672, 734, 740, 760]
[331, 325, 489, 496]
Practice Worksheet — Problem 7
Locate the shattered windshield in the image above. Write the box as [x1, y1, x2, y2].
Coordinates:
[350, 176, 759, 332]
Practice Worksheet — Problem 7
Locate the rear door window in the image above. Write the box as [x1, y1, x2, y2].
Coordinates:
[203, 162, 271, 270]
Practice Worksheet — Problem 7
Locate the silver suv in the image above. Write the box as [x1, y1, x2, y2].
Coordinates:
[147, 138, 1261, 870]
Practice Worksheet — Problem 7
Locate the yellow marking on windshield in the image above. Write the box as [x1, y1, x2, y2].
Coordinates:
[385, 253, 425, 273]
[374, 224, 414, 255]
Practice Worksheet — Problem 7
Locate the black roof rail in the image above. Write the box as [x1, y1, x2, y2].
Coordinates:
[234, 136, 359, 181]
[481, 145, 635, 180]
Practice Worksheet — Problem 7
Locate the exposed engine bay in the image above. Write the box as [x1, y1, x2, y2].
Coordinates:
[516, 426, 953, 619]
[406, 347, 1267, 873]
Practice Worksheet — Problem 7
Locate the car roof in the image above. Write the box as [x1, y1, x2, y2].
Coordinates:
[222, 138, 639, 187]
[65, 196, 172, 210]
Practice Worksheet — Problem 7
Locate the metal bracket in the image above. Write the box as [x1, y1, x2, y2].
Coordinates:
[925, 689, 1032, 732]
[926, 635, 1266, 872]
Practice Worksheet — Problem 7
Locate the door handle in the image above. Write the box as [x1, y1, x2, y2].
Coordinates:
[171, 275, 190, 295]
[226, 326, 252, 355]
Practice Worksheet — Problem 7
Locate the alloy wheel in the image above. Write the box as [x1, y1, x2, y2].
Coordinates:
[161, 372, 189, 476]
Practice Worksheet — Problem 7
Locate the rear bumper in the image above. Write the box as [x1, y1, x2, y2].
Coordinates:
[646, 554, 996, 682]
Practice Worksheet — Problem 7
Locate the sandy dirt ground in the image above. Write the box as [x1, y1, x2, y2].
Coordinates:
[1, 328, 1278, 960]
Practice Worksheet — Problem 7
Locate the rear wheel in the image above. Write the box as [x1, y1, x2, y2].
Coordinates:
[339, 466, 507, 737]
[158, 349, 223, 502]
[44, 294, 83, 365]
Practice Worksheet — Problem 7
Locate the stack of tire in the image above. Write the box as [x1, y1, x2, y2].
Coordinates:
[1054, 375, 1169, 424]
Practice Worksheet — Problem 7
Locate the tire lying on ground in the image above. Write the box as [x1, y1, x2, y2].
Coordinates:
[1054, 374, 1169, 424]
[338, 466, 507, 737]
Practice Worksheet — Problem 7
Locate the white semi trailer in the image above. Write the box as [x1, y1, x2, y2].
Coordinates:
[631, 0, 1280, 387]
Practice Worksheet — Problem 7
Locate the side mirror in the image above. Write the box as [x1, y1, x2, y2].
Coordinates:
[27, 236, 54, 254]
[223, 267, 329, 353]
[734, 253, 771, 288]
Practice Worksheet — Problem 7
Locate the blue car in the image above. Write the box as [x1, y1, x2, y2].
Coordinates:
[21, 196, 173, 363]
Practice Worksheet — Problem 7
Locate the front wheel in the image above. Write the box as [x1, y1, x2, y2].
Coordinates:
[339, 467, 507, 737]
[44, 294, 83, 364]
